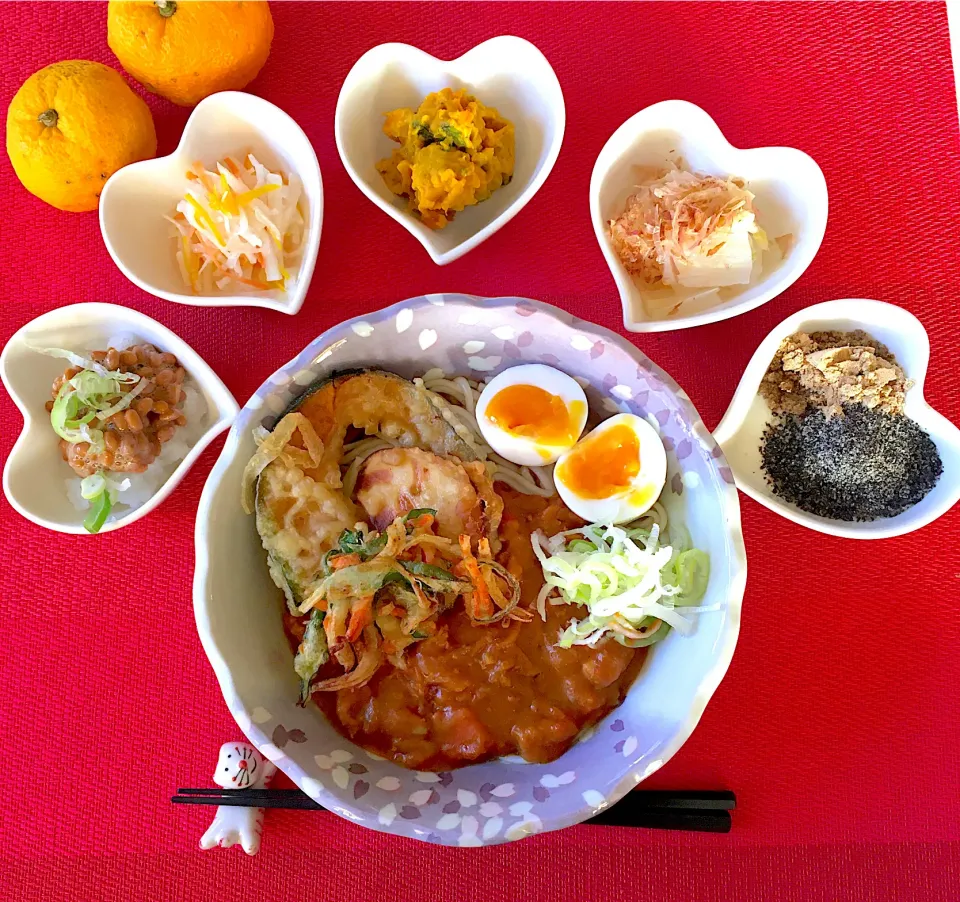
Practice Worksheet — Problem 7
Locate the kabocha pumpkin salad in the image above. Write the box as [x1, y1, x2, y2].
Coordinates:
[376, 88, 515, 230]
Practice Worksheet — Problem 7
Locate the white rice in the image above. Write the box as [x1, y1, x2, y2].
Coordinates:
[63, 335, 208, 523]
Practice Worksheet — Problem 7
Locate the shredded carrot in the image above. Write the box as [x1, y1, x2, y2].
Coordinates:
[229, 273, 271, 290]
[192, 163, 216, 193]
[197, 234, 222, 260]
[459, 534, 493, 619]
[208, 259, 270, 290]
[330, 553, 361, 571]
[478, 537, 492, 560]
[487, 570, 509, 610]
[224, 156, 242, 178]
[410, 513, 434, 530]
[346, 595, 374, 642]
[323, 610, 337, 648]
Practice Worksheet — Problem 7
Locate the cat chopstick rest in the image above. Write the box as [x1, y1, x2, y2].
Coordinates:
[200, 742, 276, 855]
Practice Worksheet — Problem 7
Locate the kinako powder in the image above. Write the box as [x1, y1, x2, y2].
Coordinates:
[759, 330, 909, 418]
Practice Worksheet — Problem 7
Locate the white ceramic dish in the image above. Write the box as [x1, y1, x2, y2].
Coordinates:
[100, 92, 323, 315]
[713, 298, 960, 539]
[590, 100, 828, 333]
[335, 36, 565, 266]
[1, 303, 239, 534]
[194, 294, 746, 845]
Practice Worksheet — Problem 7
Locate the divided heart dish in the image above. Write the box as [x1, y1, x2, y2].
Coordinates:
[1, 303, 238, 535]
[713, 298, 960, 539]
[590, 100, 828, 332]
[335, 36, 565, 265]
[99, 92, 323, 315]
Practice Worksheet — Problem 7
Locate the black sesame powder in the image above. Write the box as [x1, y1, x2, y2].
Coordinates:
[760, 405, 943, 521]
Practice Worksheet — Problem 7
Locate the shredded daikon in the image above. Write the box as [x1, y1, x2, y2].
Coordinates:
[168, 154, 305, 295]
[531, 522, 710, 648]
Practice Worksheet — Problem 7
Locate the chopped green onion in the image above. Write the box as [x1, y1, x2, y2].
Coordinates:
[47, 362, 143, 449]
[531, 522, 711, 649]
[83, 489, 111, 534]
[27, 345, 114, 378]
[50, 385, 77, 441]
[670, 550, 710, 604]
[92, 377, 146, 421]
[567, 539, 597, 554]
[402, 560, 456, 580]
[80, 473, 106, 500]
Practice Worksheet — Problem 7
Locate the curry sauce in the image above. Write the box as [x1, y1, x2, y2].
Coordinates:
[301, 488, 646, 770]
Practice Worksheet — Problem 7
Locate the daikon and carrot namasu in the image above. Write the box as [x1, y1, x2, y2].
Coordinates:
[168, 153, 305, 294]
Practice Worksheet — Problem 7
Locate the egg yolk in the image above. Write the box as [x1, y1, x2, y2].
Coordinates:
[485, 384, 585, 445]
[556, 423, 640, 499]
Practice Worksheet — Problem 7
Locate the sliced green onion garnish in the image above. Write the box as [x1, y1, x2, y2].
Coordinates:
[669, 549, 710, 604]
[402, 560, 456, 580]
[567, 539, 597, 554]
[83, 489, 111, 534]
[93, 377, 146, 421]
[532, 522, 711, 648]
[48, 364, 143, 447]
[80, 473, 106, 500]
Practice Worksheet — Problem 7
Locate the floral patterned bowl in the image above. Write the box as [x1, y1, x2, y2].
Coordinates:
[194, 295, 746, 845]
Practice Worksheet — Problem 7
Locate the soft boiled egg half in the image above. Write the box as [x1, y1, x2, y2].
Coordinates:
[476, 364, 589, 467]
[554, 413, 667, 524]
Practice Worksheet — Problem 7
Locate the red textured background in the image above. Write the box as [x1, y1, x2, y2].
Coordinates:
[1, 2, 958, 900]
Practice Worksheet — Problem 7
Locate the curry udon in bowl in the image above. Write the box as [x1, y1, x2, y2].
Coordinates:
[195, 295, 745, 845]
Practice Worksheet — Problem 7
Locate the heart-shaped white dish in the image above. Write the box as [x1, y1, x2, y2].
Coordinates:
[590, 100, 828, 332]
[335, 36, 565, 265]
[99, 92, 323, 315]
[713, 299, 960, 539]
[1, 303, 239, 534]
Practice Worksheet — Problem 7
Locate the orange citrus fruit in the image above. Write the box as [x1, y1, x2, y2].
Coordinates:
[107, 0, 274, 107]
[5, 60, 157, 212]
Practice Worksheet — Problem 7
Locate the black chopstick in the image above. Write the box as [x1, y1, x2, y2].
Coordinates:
[172, 787, 735, 832]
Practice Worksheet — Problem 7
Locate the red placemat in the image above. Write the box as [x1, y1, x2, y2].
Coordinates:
[1, 2, 958, 900]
